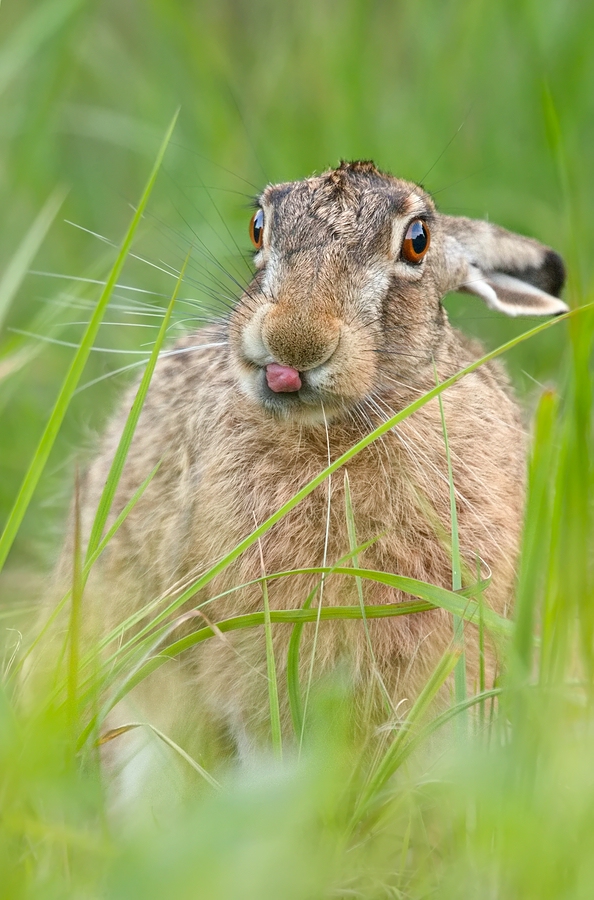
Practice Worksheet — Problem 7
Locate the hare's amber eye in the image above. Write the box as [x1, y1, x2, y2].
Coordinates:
[249, 209, 264, 249]
[402, 219, 430, 264]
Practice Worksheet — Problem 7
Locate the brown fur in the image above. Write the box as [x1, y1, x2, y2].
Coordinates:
[52, 162, 566, 766]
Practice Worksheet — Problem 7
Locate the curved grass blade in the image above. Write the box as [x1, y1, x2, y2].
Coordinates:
[98, 722, 220, 790]
[79, 556, 493, 712]
[79, 598, 435, 747]
[78, 560, 497, 748]
[257, 540, 282, 760]
[72, 537, 383, 731]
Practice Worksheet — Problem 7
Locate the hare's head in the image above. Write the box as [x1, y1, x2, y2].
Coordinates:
[229, 161, 566, 423]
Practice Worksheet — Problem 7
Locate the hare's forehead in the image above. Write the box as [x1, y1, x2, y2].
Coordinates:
[260, 177, 431, 245]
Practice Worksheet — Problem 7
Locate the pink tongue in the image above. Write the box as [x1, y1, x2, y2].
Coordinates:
[265, 363, 302, 393]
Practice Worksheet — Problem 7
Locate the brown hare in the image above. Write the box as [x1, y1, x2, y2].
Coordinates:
[53, 160, 567, 778]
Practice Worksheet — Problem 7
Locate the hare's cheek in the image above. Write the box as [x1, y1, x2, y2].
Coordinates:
[240, 306, 273, 367]
[228, 303, 273, 367]
[311, 325, 377, 401]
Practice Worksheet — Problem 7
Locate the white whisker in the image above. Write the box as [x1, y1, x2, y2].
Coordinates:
[9, 330, 154, 354]
[71, 343, 227, 393]
[29, 270, 169, 296]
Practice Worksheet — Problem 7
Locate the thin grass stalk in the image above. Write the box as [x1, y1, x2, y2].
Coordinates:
[286, 585, 317, 740]
[257, 537, 282, 760]
[344, 470, 393, 716]
[67, 470, 83, 730]
[512, 390, 558, 683]
[286, 536, 381, 738]
[566, 312, 594, 679]
[98, 722, 220, 790]
[436, 374, 466, 707]
[477, 555, 486, 732]
[299, 405, 333, 753]
[539, 309, 593, 687]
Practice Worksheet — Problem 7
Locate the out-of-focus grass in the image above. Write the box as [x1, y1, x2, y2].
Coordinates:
[1, 1, 594, 898]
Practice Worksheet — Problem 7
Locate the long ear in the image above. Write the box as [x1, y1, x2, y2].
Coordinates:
[440, 214, 568, 317]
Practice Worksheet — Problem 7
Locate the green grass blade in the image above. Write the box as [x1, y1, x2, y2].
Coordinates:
[66, 470, 83, 730]
[0, 186, 67, 334]
[344, 470, 393, 715]
[65, 542, 386, 715]
[286, 584, 317, 739]
[511, 389, 558, 683]
[258, 543, 283, 760]
[436, 373, 466, 706]
[98, 722, 220, 790]
[86, 561, 495, 715]
[0, 109, 178, 573]
[85, 248, 189, 561]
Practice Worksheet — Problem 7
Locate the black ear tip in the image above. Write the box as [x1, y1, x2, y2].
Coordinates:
[544, 249, 566, 297]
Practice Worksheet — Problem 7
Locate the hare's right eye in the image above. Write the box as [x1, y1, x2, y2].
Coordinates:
[249, 209, 265, 249]
[402, 219, 430, 264]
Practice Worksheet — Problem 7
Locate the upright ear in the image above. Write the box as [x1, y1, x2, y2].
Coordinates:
[439, 214, 568, 317]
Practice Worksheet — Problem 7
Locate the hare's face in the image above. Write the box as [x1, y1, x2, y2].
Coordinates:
[228, 161, 566, 424]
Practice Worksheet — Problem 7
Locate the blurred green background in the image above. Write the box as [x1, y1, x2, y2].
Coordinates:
[0, 0, 592, 553]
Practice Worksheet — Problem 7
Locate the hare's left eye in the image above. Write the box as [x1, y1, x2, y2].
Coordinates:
[402, 219, 430, 264]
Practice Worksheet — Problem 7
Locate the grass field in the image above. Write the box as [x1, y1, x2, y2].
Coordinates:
[1, 1, 593, 897]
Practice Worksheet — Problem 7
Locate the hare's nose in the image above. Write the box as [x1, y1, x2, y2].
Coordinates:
[262, 308, 341, 372]
[265, 363, 302, 393]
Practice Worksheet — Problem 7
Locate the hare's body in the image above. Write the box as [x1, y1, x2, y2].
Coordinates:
[79, 328, 522, 742]
[55, 162, 566, 766]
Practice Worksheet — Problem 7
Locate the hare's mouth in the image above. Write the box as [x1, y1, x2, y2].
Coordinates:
[243, 363, 347, 423]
